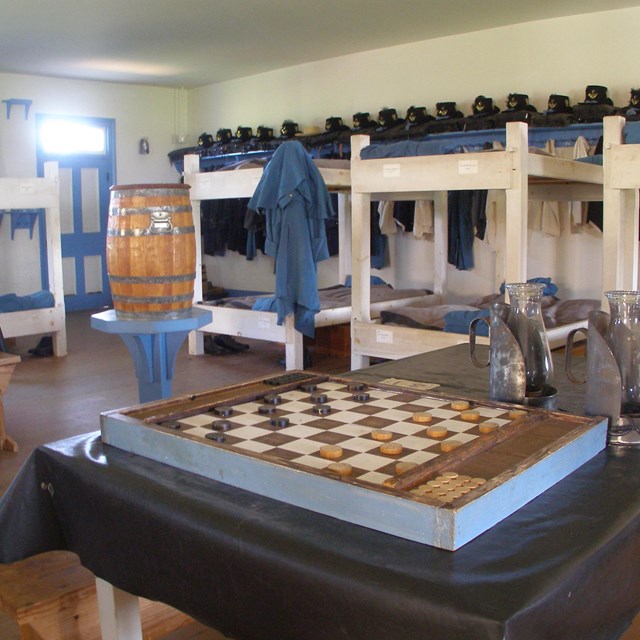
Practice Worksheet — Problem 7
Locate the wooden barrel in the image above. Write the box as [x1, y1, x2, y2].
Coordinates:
[106, 184, 196, 320]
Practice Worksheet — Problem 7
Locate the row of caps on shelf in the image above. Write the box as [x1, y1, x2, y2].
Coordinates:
[197, 85, 640, 148]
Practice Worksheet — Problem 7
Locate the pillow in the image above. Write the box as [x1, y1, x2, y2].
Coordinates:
[381, 304, 478, 330]
[443, 309, 490, 336]
[552, 298, 600, 326]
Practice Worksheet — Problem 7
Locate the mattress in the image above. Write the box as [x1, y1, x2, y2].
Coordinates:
[380, 293, 600, 334]
[206, 284, 432, 312]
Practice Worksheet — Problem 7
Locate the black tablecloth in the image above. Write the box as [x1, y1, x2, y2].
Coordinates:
[2, 346, 640, 640]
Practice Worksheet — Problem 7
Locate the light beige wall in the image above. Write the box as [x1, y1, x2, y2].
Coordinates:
[192, 8, 638, 134]
[190, 8, 640, 300]
[0, 72, 183, 295]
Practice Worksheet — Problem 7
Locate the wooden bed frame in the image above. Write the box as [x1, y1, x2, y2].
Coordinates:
[349, 121, 604, 369]
[183, 154, 433, 369]
[603, 115, 640, 300]
[0, 162, 66, 357]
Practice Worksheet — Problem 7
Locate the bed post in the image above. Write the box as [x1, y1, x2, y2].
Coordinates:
[603, 115, 639, 305]
[504, 122, 528, 292]
[350, 135, 372, 370]
[44, 162, 67, 357]
[337, 193, 351, 286]
[432, 191, 448, 296]
[184, 154, 205, 356]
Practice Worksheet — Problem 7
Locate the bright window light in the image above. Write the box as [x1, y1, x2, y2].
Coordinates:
[40, 120, 107, 154]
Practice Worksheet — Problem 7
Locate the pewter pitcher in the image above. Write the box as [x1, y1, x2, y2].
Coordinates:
[566, 291, 640, 446]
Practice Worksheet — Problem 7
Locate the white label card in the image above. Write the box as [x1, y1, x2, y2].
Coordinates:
[379, 378, 440, 392]
[258, 319, 272, 329]
[376, 329, 393, 344]
[458, 160, 478, 175]
[382, 163, 401, 178]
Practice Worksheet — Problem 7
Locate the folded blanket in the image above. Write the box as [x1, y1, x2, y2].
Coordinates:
[0, 291, 54, 313]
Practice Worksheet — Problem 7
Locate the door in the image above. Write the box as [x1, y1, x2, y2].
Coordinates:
[36, 115, 116, 311]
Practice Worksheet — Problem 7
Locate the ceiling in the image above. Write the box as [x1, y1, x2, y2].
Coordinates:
[2, 0, 639, 89]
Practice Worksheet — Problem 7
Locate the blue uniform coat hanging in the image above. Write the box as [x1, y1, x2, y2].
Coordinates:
[248, 141, 333, 337]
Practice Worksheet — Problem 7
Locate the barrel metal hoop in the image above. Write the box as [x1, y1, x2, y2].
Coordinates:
[111, 188, 190, 198]
[108, 273, 196, 284]
[109, 205, 192, 216]
[115, 309, 192, 320]
[112, 293, 194, 304]
[107, 225, 195, 237]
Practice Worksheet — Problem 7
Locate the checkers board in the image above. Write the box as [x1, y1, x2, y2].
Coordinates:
[100, 372, 607, 550]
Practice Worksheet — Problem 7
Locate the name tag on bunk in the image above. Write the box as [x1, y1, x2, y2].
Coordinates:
[376, 328, 394, 344]
[382, 164, 401, 178]
[458, 160, 478, 175]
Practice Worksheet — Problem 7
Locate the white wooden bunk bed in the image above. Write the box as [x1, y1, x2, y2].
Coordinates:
[349, 121, 604, 370]
[602, 115, 640, 297]
[183, 154, 433, 369]
[0, 162, 66, 356]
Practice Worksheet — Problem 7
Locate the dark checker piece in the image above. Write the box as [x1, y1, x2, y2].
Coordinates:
[212, 420, 232, 432]
[348, 382, 366, 392]
[312, 404, 332, 416]
[213, 406, 234, 417]
[353, 392, 370, 402]
[258, 405, 277, 416]
[310, 392, 328, 404]
[300, 383, 318, 393]
[205, 432, 226, 443]
[264, 393, 283, 405]
[270, 416, 290, 428]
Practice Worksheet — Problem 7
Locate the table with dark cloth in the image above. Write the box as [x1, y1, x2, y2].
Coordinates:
[2, 345, 640, 640]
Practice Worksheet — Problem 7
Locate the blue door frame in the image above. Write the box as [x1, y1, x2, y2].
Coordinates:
[36, 115, 116, 312]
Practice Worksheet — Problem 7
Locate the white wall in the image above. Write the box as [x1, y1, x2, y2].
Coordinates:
[189, 7, 640, 302]
[0, 73, 184, 295]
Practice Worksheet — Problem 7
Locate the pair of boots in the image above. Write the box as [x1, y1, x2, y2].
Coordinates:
[29, 336, 53, 357]
[204, 334, 249, 355]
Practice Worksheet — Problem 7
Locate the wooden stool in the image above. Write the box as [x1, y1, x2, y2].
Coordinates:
[0, 351, 20, 452]
[0, 550, 191, 640]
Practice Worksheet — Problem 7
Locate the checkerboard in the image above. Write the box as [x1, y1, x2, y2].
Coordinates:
[101, 373, 607, 549]
[171, 380, 517, 488]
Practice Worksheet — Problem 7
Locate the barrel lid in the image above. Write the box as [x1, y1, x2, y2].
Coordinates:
[110, 183, 191, 191]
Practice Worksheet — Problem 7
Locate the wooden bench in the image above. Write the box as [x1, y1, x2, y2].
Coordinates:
[0, 351, 20, 452]
[0, 550, 192, 640]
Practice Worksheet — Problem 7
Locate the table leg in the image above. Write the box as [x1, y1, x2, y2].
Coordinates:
[119, 331, 191, 403]
[0, 398, 18, 452]
[96, 577, 143, 640]
[0, 359, 19, 452]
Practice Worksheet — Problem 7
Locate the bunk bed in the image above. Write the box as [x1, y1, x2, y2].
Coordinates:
[602, 115, 640, 298]
[183, 155, 434, 369]
[0, 162, 66, 356]
[349, 121, 604, 369]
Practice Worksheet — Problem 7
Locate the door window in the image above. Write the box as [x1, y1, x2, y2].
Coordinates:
[37, 115, 115, 311]
[39, 119, 107, 155]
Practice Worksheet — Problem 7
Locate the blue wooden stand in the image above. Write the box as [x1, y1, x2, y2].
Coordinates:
[91, 308, 212, 403]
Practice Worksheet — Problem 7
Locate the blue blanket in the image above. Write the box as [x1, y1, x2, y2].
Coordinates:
[0, 291, 54, 313]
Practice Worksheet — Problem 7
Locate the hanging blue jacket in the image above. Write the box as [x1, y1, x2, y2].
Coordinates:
[248, 141, 333, 337]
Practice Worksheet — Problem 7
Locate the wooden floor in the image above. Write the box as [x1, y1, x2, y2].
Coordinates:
[0, 309, 349, 640]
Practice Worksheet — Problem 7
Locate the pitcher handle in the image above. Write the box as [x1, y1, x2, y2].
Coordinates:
[469, 317, 490, 368]
[565, 327, 588, 384]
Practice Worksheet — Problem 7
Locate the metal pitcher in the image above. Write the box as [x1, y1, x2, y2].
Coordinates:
[469, 301, 526, 404]
[566, 293, 640, 446]
[470, 284, 556, 408]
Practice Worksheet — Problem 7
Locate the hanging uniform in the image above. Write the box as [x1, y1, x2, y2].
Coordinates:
[247, 141, 333, 338]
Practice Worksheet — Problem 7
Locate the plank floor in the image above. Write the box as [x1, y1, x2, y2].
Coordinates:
[0, 309, 349, 639]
